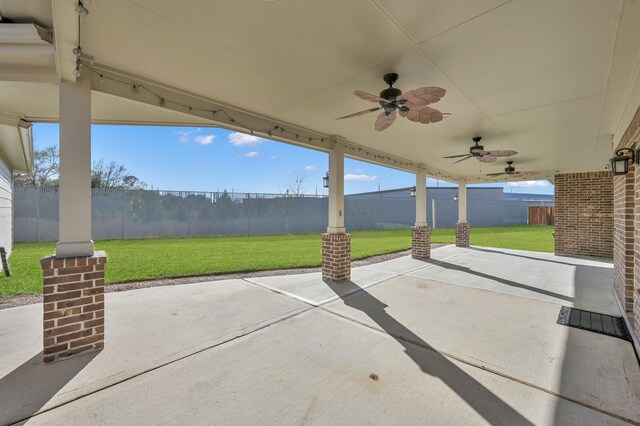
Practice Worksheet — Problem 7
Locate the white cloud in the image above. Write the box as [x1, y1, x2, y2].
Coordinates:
[304, 165, 317, 171]
[244, 151, 260, 158]
[352, 168, 365, 174]
[176, 130, 192, 143]
[194, 135, 215, 145]
[228, 132, 264, 147]
[270, 155, 278, 160]
[506, 180, 550, 188]
[345, 174, 378, 182]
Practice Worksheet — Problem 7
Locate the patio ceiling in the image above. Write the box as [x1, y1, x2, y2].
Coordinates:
[1, 0, 640, 182]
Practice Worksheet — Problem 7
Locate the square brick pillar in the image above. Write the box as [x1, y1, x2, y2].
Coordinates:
[40, 251, 107, 363]
[322, 233, 351, 282]
[614, 165, 635, 314]
[412, 226, 431, 259]
[554, 172, 613, 257]
[455, 222, 470, 247]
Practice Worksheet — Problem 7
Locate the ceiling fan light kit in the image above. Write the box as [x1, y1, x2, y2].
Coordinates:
[336, 73, 448, 131]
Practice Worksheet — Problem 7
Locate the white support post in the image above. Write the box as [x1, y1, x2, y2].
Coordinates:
[455, 183, 470, 247]
[411, 167, 431, 259]
[458, 183, 468, 223]
[56, 75, 94, 257]
[431, 199, 437, 229]
[327, 139, 345, 234]
[415, 168, 427, 226]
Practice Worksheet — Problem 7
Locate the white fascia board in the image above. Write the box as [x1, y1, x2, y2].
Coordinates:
[0, 65, 59, 83]
[18, 120, 33, 174]
[0, 111, 19, 126]
[0, 23, 52, 44]
[0, 43, 55, 54]
[0, 112, 33, 173]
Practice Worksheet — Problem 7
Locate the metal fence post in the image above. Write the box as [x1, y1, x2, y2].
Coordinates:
[121, 194, 125, 239]
[36, 189, 41, 242]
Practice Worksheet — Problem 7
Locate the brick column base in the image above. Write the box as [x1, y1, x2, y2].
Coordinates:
[456, 222, 470, 247]
[322, 233, 351, 283]
[40, 251, 107, 363]
[412, 226, 431, 259]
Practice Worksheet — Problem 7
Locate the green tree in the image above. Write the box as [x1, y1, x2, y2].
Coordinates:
[91, 159, 146, 190]
[15, 146, 147, 190]
[15, 145, 59, 187]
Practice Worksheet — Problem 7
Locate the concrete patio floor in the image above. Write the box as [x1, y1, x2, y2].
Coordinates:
[1, 246, 639, 425]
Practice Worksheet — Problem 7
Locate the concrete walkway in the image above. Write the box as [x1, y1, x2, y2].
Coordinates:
[1, 246, 638, 425]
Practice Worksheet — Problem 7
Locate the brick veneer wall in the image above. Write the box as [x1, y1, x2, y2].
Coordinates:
[322, 233, 351, 282]
[554, 172, 613, 258]
[455, 223, 470, 247]
[411, 226, 431, 259]
[633, 167, 640, 342]
[624, 106, 640, 344]
[40, 251, 107, 363]
[614, 165, 635, 313]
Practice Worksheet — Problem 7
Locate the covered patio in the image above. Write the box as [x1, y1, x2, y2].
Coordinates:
[1, 246, 638, 424]
[2, 0, 640, 423]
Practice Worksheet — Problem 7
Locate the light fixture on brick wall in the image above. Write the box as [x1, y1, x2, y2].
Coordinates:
[410, 187, 416, 197]
[610, 148, 638, 175]
[323, 172, 329, 188]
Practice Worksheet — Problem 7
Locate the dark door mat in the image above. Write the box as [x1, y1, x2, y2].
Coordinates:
[557, 306, 631, 342]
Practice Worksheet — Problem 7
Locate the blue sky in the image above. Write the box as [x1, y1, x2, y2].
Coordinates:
[33, 123, 554, 195]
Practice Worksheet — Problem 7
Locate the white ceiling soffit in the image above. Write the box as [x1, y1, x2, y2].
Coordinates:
[2, 0, 640, 182]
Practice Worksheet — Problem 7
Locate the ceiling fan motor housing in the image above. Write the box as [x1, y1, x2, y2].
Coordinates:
[380, 87, 402, 101]
[505, 163, 516, 174]
[470, 136, 483, 155]
[380, 72, 401, 100]
[470, 144, 484, 155]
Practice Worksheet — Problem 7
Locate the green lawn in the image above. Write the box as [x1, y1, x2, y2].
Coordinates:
[0, 226, 553, 296]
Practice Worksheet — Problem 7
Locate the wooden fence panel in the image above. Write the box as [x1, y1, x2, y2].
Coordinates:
[528, 206, 554, 225]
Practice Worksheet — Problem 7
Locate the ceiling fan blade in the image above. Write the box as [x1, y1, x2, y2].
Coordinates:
[478, 156, 497, 163]
[336, 106, 382, 120]
[403, 106, 444, 124]
[397, 87, 446, 106]
[354, 90, 387, 103]
[485, 150, 518, 158]
[486, 172, 506, 177]
[443, 154, 472, 158]
[513, 172, 538, 177]
[453, 155, 473, 164]
[375, 111, 396, 131]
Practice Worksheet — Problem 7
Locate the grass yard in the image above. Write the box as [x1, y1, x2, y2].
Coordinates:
[0, 225, 553, 296]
